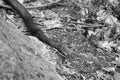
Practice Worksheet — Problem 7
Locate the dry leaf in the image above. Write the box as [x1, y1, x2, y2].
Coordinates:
[99, 41, 116, 50]
[17, 0, 24, 4]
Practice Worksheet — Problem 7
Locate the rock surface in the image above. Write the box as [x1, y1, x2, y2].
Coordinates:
[0, 19, 63, 80]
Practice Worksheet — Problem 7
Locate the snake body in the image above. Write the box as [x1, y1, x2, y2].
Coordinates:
[3, 0, 65, 56]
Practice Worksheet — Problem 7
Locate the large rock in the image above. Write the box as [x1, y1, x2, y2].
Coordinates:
[0, 19, 63, 80]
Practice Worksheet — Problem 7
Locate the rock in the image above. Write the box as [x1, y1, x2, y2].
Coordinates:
[0, 19, 63, 80]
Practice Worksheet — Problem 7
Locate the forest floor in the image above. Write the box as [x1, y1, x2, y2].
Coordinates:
[0, 0, 120, 80]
